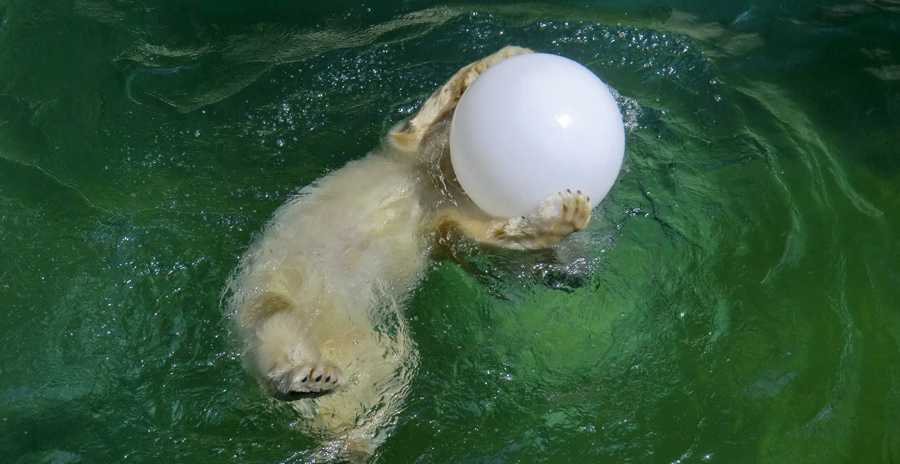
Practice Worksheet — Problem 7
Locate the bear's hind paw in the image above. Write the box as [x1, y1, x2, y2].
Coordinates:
[268, 362, 344, 401]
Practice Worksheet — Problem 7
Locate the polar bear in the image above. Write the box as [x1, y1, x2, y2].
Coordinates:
[226, 46, 593, 462]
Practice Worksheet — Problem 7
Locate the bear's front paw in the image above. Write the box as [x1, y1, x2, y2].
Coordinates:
[488, 190, 592, 249]
[268, 362, 344, 401]
[538, 189, 591, 236]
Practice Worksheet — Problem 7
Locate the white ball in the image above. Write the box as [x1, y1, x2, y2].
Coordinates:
[450, 53, 625, 218]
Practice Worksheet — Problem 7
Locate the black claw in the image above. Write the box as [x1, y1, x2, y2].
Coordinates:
[315, 374, 323, 382]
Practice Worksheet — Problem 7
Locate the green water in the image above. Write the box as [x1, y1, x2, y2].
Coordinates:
[1, 1, 899, 462]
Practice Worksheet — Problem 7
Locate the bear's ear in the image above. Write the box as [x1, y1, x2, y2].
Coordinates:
[389, 121, 421, 153]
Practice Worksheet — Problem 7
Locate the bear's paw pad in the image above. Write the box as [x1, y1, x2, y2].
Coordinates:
[268, 362, 344, 401]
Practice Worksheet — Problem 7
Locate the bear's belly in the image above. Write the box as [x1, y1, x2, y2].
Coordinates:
[250, 153, 429, 315]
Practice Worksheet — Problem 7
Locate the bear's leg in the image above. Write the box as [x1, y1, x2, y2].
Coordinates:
[434, 189, 592, 250]
[248, 298, 346, 400]
[389, 45, 533, 151]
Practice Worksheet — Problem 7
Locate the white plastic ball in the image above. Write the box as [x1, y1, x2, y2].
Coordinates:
[450, 52, 625, 218]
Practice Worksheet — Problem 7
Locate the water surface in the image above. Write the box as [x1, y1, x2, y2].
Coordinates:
[1, 1, 899, 463]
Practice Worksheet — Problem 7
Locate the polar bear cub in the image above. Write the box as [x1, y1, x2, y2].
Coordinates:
[226, 46, 593, 461]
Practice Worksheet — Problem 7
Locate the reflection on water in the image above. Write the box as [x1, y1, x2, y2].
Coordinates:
[1, 1, 898, 463]
[119, 6, 464, 112]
